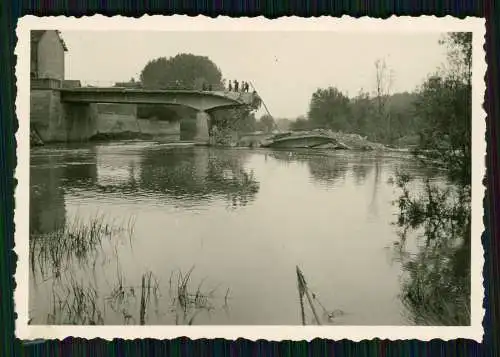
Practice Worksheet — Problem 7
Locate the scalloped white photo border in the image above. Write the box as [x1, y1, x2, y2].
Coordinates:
[14, 15, 486, 342]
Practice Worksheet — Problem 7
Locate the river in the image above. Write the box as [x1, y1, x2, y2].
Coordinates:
[29, 141, 446, 326]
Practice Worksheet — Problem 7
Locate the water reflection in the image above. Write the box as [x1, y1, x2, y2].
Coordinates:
[391, 178, 471, 325]
[308, 156, 349, 185]
[30, 145, 261, 231]
[29, 143, 460, 325]
[351, 157, 375, 186]
[62, 150, 98, 186]
[368, 157, 382, 217]
[30, 155, 66, 235]
[267, 150, 349, 185]
[139, 147, 259, 207]
[267, 150, 388, 189]
[32, 146, 261, 210]
[398, 237, 470, 325]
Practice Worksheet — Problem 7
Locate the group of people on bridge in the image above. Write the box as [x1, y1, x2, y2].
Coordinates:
[200, 79, 252, 93]
[201, 83, 214, 91]
[228, 80, 250, 93]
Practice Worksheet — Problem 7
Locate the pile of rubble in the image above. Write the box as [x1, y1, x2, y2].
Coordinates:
[211, 126, 239, 147]
[235, 129, 387, 151]
[317, 130, 386, 151]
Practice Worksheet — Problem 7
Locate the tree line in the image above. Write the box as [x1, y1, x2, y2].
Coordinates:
[289, 88, 420, 146]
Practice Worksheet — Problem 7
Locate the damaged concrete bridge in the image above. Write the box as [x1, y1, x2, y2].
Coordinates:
[31, 81, 258, 144]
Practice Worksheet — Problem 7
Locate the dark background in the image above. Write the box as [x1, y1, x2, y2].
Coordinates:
[1, 1, 498, 356]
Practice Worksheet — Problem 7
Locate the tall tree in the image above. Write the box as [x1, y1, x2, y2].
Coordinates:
[290, 115, 310, 131]
[441, 32, 472, 84]
[258, 114, 276, 133]
[137, 54, 224, 122]
[373, 59, 394, 142]
[275, 118, 292, 131]
[349, 89, 373, 136]
[307, 87, 351, 131]
[140, 54, 223, 90]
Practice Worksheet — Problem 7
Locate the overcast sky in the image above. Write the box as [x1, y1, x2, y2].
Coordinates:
[62, 31, 448, 118]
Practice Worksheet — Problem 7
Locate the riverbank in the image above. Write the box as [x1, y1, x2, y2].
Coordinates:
[89, 131, 155, 142]
[30, 127, 397, 152]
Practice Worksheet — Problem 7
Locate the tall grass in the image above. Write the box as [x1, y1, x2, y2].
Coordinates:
[30, 214, 135, 280]
[37, 265, 224, 325]
[44, 271, 104, 325]
[139, 271, 159, 325]
[168, 266, 219, 325]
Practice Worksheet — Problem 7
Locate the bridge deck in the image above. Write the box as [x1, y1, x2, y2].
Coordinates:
[58, 87, 258, 110]
[60, 87, 256, 102]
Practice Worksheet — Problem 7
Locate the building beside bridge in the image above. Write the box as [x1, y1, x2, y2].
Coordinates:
[30, 30, 67, 81]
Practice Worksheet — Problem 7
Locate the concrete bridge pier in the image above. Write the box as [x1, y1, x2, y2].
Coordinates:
[31, 86, 98, 143]
[193, 111, 210, 145]
[64, 102, 98, 142]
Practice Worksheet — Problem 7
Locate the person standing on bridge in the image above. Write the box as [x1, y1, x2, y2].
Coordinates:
[208, 83, 213, 91]
[234, 80, 239, 92]
[228, 81, 232, 91]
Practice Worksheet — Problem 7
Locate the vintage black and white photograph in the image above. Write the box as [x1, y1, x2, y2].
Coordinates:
[15, 16, 485, 341]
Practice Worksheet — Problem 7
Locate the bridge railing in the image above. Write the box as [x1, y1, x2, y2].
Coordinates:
[79, 80, 122, 88]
